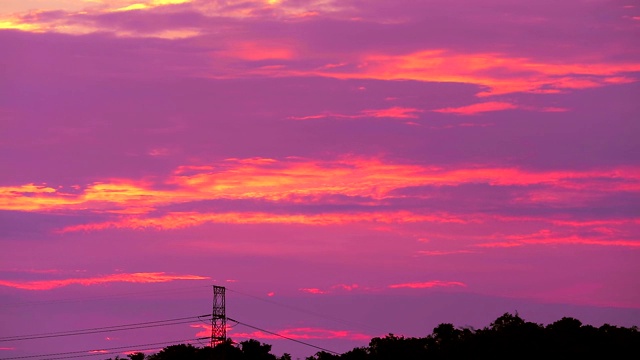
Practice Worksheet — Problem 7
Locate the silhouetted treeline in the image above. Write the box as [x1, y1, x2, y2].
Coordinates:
[310, 313, 640, 360]
[104, 339, 288, 360]
[104, 313, 639, 360]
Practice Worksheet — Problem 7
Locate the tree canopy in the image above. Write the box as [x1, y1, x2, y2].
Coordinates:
[103, 313, 639, 360]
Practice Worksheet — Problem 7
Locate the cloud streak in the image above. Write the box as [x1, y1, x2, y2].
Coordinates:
[388, 281, 467, 289]
[3, 0, 638, 96]
[191, 324, 372, 341]
[0, 272, 210, 290]
[289, 107, 423, 120]
[3, 158, 638, 213]
[58, 211, 468, 232]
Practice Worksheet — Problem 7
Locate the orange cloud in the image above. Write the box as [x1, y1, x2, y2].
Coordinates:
[0, 0, 337, 36]
[551, 219, 640, 228]
[0, 17, 41, 31]
[5, 3, 639, 95]
[478, 236, 640, 248]
[433, 102, 519, 115]
[3, 158, 639, 219]
[476, 228, 640, 248]
[168, 159, 640, 201]
[389, 281, 467, 289]
[0, 272, 209, 290]
[0, 184, 68, 211]
[58, 211, 468, 232]
[0, 1, 201, 38]
[112, 0, 192, 12]
[289, 107, 423, 120]
[362, 107, 423, 118]
[313, 50, 640, 96]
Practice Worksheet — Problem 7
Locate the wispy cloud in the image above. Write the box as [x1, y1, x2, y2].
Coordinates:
[190, 322, 372, 340]
[58, 211, 468, 232]
[3, 0, 637, 97]
[478, 234, 640, 249]
[417, 250, 475, 256]
[3, 158, 638, 214]
[314, 50, 640, 96]
[299, 284, 360, 295]
[388, 281, 467, 289]
[289, 107, 423, 120]
[433, 102, 518, 115]
[299, 288, 327, 295]
[300, 281, 467, 294]
[231, 327, 372, 341]
[0, 272, 209, 290]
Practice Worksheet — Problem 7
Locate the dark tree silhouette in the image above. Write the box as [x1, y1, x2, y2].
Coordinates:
[146, 344, 199, 360]
[127, 353, 145, 360]
[104, 313, 639, 360]
[240, 339, 277, 360]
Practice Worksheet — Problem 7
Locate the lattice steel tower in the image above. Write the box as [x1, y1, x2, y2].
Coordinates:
[211, 285, 227, 348]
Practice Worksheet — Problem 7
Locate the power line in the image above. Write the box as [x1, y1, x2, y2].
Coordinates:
[0, 315, 211, 342]
[227, 317, 341, 355]
[227, 287, 384, 334]
[0, 337, 209, 360]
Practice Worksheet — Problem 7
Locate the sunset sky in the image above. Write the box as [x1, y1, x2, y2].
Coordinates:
[1, 0, 639, 358]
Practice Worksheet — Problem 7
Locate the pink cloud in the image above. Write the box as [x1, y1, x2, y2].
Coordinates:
[0, 0, 638, 354]
[388, 281, 467, 289]
[433, 102, 519, 115]
[361, 107, 423, 118]
[58, 211, 468, 232]
[2, 268, 63, 274]
[3, 0, 639, 98]
[313, 49, 640, 96]
[0, 272, 210, 290]
[478, 238, 640, 248]
[231, 327, 372, 341]
[299, 288, 327, 295]
[289, 107, 423, 120]
[541, 107, 569, 112]
[477, 229, 640, 248]
[191, 323, 372, 341]
[301, 281, 469, 294]
[299, 284, 360, 295]
[551, 219, 640, 228]
[417, 250, 475, 256]
[4, 158, 638, 215]
[217, 41, 297, 61]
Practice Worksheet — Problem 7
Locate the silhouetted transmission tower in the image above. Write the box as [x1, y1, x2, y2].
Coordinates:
[211, 285, 226, 348]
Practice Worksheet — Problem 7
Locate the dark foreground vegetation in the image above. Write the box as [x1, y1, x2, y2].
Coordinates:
[106, 313, 640, 360]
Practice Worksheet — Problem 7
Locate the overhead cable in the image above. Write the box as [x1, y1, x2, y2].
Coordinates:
[0, 315, 211, 342]
[227, 317, 341, 355]
[0, 337, 209, 360]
